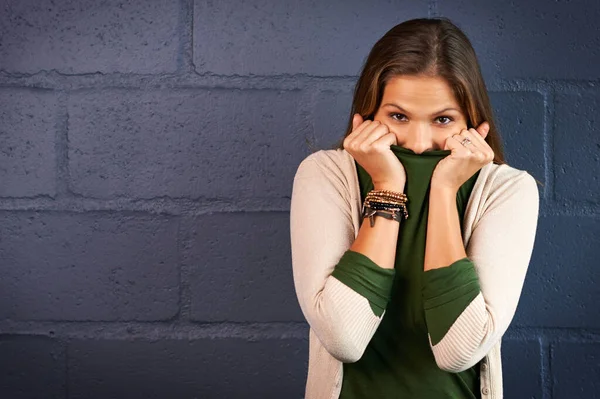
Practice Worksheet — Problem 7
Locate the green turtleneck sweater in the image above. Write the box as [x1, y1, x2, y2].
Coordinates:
[331, 145, 482, 398]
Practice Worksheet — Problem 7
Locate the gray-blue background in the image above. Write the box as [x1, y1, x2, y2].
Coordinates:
[0, 0, 597, 398]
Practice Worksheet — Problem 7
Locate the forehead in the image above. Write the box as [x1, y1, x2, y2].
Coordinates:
[382, 75, 458, 106]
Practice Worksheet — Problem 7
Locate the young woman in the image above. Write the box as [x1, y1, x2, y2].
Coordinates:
[290, 18, 540, 398]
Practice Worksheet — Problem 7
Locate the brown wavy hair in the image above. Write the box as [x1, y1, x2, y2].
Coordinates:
[334, 17, 506, 165]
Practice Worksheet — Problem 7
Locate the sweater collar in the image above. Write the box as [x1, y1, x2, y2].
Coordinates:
[388, 145, 451, 184]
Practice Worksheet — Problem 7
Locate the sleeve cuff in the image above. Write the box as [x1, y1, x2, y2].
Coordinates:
[423, 257, 481, 346]
[331, 249, 396, 317]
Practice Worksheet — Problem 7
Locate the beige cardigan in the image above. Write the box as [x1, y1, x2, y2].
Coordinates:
[290, 148, 540, 399]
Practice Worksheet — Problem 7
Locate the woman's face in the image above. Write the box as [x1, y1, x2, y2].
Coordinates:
[373, 74, 469, 154]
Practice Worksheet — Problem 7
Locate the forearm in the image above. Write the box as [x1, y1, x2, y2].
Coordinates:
[424, 184, 467, 271]
[421, 172, 539, 372]
[349, 182, 405, 270]
[290, 160, 392, 362]
[423, 183, 483, 371]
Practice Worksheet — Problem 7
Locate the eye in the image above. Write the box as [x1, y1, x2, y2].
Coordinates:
[436, 116, 453, 125]
[389, 113, 407, 121]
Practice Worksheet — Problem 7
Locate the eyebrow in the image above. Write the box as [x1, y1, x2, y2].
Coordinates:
[382, 103, 460, 115]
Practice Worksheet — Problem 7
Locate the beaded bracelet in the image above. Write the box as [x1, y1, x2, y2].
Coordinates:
[361, 188, 409, 226]
[366, 202, 409, 220]
[365, 189, 407, 203]
[362, 206, 403, 227]
[362, 189, 409, 221]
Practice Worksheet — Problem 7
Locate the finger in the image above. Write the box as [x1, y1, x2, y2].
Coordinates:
[446, 133, 472, 155]
[458, 130, 482, 152]
[456, 130, 495, 163]
[475, 121, 490, 139]
[461, 127, 494, 160]
[468, 129, 490, 152]
[456, 128, 488, 153]
[345, 119, 372, 143]
[352, 113, 363, 131]
[362, 123, 392, 147]
[373, 131, 398, 148]
[466, 128, 494, 160]
[464, 124, 488, 147]
[354, 120, 385, 146]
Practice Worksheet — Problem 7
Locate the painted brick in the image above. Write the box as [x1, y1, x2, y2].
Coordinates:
[554, 91, 600, 203]
[313, 87, 355, 151]
[0, 212, 179, 321]
[187, 211, 304, 322]
[193, 0, 428, 76]
[553, 342, 600, 399]
[0, 89, 57, 197]
[501, 339, 542, 399]
[490, 91, 545, 187]
[0, 0, 179, 74]
[0, 335, 66, 399]
[67, 89, 308, 200]
[513, 216, 600, 328]
[439, 1, 600, 80]
[68, 337, 308, 399]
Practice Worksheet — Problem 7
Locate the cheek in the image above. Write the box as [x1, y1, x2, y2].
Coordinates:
[446, 119, 468, 136]
[439, 121, 466, 144]
[372, 112, 396, 133]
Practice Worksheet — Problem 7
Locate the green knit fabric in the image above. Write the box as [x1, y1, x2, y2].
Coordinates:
[423, 257, 482, 346]
[332, 249, 396, 317]
[336, 144, 482, 398]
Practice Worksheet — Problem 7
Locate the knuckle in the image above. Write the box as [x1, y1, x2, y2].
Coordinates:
[373, 139, 389, 151]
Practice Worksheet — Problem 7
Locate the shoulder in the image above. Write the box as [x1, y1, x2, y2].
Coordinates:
[294, 148, 355, 183]
[478, 162, 540, 209]
[464, 162, 540, 258]
[486, 162, 538, 191]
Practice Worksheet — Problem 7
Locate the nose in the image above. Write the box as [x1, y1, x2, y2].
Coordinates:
[404, 123, 434, 154]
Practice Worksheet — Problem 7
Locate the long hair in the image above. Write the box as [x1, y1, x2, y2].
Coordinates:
[334, 18, 507, 166]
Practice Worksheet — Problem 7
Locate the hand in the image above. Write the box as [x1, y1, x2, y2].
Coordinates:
[343, 114, 407, 191]
[431, 121, 494, 193]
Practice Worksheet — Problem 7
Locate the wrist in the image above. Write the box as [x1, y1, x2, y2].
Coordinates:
[373, 180, 405, 193]
[430, 180, 458, 196]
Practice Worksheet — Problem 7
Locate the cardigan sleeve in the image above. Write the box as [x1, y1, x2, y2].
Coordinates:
[424, 170, 540, 373]
[290, 155, 395, 363]
[422, 257, 482, 346]
[331, 249, 395, 317]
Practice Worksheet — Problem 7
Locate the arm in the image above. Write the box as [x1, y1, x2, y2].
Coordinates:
[421, 171, 539, 372]
[349, 178, 404, 271]
[290, 156, 399, 363]
[424, 183, 468, 272]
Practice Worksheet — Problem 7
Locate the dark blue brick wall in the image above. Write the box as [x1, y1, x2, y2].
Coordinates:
[67, 338, 307, 399]
[0, 1, 596, 398]
[0, 0, 181, 74]
[0, 89, 58, 197]
[192, 0, 429, 76]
